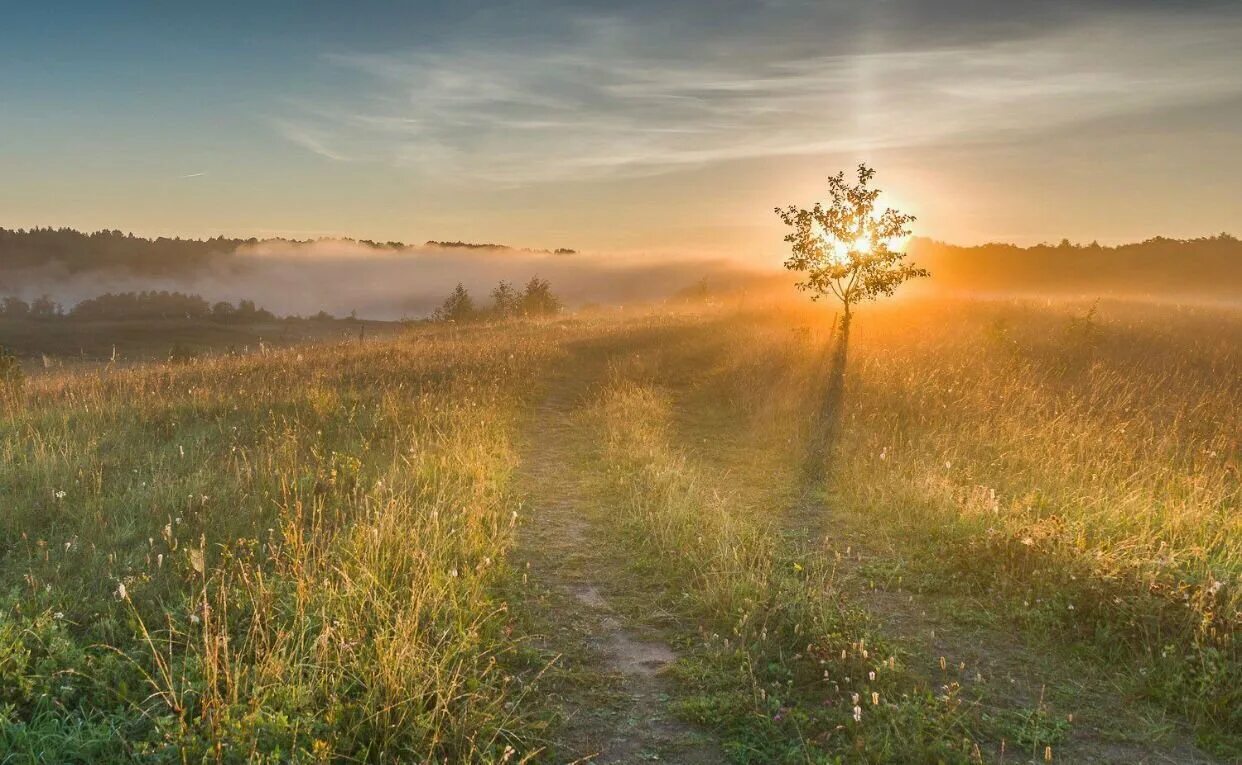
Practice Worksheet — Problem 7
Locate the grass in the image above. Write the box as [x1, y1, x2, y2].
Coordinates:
[666, 297, 1240, 755]
[0, 297, 1235, 761]
[591, 366, 980, 763]
[0, 323, 556, 761]
[0, 317, 397, 365]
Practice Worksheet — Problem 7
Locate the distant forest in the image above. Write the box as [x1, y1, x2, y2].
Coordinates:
[908, 234, 1241, 296]
[0, 227, 1238, 296]
[0, 291, 317, 322]
[0, 228, 574, 275]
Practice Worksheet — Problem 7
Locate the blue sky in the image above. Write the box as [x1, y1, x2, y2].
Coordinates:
[2, 1, 1240, 256]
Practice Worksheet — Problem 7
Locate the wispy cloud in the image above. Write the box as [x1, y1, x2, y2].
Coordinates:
[272, 7, 1242, 184]
[179, 171, 208, 179]
[270, 118, 352, 161]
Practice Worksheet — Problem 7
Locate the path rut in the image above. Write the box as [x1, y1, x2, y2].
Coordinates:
[514, 334, 722, 764]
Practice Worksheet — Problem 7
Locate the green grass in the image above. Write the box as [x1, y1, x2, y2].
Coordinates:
[0, 298, 1235, 761]
[0, 324, 556, 761]
[591, 368, 980, 763]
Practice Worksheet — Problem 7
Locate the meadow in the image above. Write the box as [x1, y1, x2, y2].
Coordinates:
[0, 296, 1236, 763]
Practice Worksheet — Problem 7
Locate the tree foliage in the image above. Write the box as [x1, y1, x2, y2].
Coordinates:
[0, 291, 279, 322]
[432, 283, 477, 323]
[776, 164, 927, 319]
[521, 277, 561, 317]
[490, 281, 522, 318]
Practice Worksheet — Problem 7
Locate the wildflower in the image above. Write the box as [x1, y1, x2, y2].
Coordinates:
[54, 490, 66, 500]
[53, 611, 64, 620]
[853, 705, 862, 722]
[115, 582, 128, 600]
[851, 692, 860, 705]
[868, 671, 876, 681]
[871, 691, 879, 705]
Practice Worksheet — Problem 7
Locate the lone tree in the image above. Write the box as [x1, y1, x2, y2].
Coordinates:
[776, 164, 927, 328]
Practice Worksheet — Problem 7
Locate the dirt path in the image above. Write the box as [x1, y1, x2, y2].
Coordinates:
[513, 332, 722, 764]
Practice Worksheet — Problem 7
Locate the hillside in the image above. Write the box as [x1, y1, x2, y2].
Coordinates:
[0, 297, 1236, 762]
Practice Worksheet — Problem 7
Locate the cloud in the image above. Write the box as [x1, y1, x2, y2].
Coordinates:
[272, 6, 1242, 183]
[270, 118, 353, 161]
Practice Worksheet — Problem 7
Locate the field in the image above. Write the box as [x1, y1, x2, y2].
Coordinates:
[0, 297, 1237, 763]
[0, 318, 399, 366]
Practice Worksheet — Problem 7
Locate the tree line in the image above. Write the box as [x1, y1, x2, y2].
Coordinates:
[0, 228, 577, 276]
[0, 280, 566, 323]
[906, 233, 1241, 295]
[0, 291, 286, 322]
[432, 278, 562, 322]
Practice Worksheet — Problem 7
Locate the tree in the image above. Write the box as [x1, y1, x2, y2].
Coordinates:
[521, 277, 561, 316]
[433, 283, 476, 322]
[1, 297, 29, 318]
[490, 281, 522, 318]
[29, 294, 59, 319]
[775, 164, 927, 327]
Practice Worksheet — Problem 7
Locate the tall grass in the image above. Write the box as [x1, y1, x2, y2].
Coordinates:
[0, 326, 553, 761]
[702, 298, 1240, 748]
[594, 361, 979, 763]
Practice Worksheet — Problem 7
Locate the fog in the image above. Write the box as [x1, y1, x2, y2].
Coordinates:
[0, 240, 771, 319]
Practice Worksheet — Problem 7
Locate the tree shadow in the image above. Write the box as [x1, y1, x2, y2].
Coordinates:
[801, 316, 850, 487]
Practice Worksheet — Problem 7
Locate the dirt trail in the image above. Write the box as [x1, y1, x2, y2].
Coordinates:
[514, 332, 722, 764]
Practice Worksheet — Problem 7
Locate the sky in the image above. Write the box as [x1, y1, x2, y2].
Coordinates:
[2, 0, 1240, 260]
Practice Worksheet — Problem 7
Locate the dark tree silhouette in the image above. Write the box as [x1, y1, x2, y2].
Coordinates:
[776, 164, 927, 329]
[30, 294, 59, 319]
[521, 277, 561, 316]
[1, 297, 30, 318]
[490, 281, 522, 318]
[433, 283, 476, 323]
